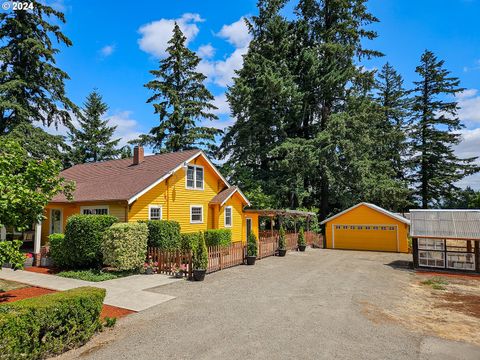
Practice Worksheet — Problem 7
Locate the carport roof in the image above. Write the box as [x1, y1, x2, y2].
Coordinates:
[320, 202, 411, 225]
[409, 209, 480, 240]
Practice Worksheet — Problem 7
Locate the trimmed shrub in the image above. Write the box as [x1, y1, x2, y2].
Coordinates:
[0, 287, 105, 360]
[181, 232, 201, 252]
[0, 240, 25, 270]
[193, 232, 208, 270]
[102, 222, 148, 271]
[204, 229, 232, 247]
[247, 232, 258, 257]
[297, 227, 306, 246]
[142, 220, 181, 250]
[278, 225, 286, 250]
[48, 233, 68, 268]
[63, 215, 118, 269]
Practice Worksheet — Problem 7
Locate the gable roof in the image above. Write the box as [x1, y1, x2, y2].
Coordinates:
[320, 202, 411, 225]
[51, 149, 231, 204]
[410, 209, 480, 240]
[210, 186, 251, 207]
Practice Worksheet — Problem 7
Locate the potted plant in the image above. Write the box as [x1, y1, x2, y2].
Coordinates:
[172, 264, 186, 278]
[297, 227, 306, 252]
[193, 232, 208, 281]
[143, 256, 156, 275]
[246, 232, 258, 265]
[23, 253, 34, 267]
[278, 225, 287, 257]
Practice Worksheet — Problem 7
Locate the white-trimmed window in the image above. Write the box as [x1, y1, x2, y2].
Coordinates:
[190, 205, 203, 223]
[418, 238, 444, 251]
[418, 250, 445, 268]
[186, 165, 204, 190]
[224, 206, 232, 227]
[81, 206, 109, 215]
[148, 205, 162, 220]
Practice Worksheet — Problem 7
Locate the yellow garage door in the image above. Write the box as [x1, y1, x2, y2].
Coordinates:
[333, 225, 398, 252]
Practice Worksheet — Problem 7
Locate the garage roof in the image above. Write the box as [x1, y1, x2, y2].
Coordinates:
[410, 209, 480, 240]
[320, 202, 411, 225]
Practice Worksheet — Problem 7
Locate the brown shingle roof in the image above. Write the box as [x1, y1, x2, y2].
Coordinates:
[52, 149, 201, 203]
[210, 186, 238, 205]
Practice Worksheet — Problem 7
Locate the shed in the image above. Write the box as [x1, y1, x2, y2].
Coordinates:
[321, 203, 410, 253]
[410, 209, 480, 273]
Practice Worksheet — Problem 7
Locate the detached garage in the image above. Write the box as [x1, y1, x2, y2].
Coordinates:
[321, 203, 410, 253]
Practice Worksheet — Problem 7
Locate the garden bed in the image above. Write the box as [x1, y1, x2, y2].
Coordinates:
[57, 269, 137, 282]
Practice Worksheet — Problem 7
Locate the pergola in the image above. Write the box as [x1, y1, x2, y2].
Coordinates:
[244, 209, 316, 235]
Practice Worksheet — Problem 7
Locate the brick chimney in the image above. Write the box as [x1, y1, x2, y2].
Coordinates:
[133, 146, 144, 165]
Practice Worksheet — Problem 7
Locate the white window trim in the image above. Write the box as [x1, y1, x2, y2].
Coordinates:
[224, 206, 233, 228]
[49, 208, 63, 234]
[148, 205, 163, 220]
[80, 205, 110, 215]
[190, 205, 204, 224]
[185, 165, 204, 191]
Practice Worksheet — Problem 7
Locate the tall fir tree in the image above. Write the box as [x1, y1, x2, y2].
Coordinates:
[68, 91, 122, 164]
[374, 62, 410, 181]
[136, 23, 220, 153]
[0, 1, 77, 134]
[409, 50, 479, 208]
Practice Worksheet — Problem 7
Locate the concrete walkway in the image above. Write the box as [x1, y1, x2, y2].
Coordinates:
[0, 268, 181, 311]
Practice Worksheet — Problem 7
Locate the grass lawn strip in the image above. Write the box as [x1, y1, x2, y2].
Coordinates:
[57, 269, 137, 282]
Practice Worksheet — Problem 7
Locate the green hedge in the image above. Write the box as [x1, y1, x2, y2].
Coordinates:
[102, 222, 148, 271]
[204, 229, 232, 247]
[0, 287, 105, 360]
[193, 232, 208, 270]
[142, 220, 181, 250]
[48, 233, 68, 268]
[62, 215, 118, 269]
[180, 232, 202, 252]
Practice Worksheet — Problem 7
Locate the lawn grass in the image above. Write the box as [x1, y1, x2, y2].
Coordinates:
[420, 277, 449, 290]
[0, 279, 29, 292]
[56, 269, 137, 282]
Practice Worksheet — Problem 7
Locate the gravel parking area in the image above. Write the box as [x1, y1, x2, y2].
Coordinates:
[58, 249, 480, 360]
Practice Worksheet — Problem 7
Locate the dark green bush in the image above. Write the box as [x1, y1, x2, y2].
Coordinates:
[247, 232, 258, 257]
[102, 222, 148, 271]
[278, 225, 286, 250]
[204, 229, 232, 247]
[193, 232, 208, 270]
[142, 220, 181, 250]
[297, 227, 306, 246]
[48, 233, 68, 268]
[63, 215, 118, 269]
[180, 232, 201, 252]
[0, 287, 105, 360]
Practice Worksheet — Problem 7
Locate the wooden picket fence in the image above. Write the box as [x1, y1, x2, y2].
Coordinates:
[147, 247, 193, 278]
[206, 242, 245, 274]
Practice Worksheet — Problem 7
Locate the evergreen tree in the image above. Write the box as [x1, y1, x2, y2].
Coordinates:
[0, 1, 76, 134]
[374, 63, 410, 181]
[409, 50, 479, 208]
[136, 23, 220, 153]
[68, 91, 122, 164]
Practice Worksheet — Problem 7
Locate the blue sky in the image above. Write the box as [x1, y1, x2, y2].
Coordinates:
[41, 0, 480, 188]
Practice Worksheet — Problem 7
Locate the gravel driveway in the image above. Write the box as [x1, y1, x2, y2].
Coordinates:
[59, 249, 480, 360]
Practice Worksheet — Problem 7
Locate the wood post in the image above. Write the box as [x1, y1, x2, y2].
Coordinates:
[412, 238, 419, 268]
[475, 241, 480, 273]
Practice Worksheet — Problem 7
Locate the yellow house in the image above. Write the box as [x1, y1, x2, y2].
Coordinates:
[320, 202, 410, 253]
[40, 147, 259, 247]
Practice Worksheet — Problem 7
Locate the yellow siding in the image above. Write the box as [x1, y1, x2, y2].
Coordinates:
[244, 213, 259, 243]
[128, 182, 168, 222]
[218, 192, 245, 243]
[324, 204, 409, 253]
[41, 202, 127, 245]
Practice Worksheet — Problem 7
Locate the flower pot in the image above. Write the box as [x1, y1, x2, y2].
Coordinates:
[145, 267, 154, 275]
[246, 256, 256, 265]
[24, 257, 34, 267]
[278, 249, 287, 257]
[298, 245, 307, 252]
[174, 271, 184, 278]
[193, 269, 206, 281]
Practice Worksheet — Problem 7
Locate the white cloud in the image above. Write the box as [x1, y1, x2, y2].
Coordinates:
[100, 44, 115, 57]
[457, 89, 480, 126]
[197, 44, 215, 59]
[463, 59, 480, 73]
[455, 127, 480, 190]
[138, 13, 204, 58]
[212, 93, 230, 115]
[217, 17, 252, 48]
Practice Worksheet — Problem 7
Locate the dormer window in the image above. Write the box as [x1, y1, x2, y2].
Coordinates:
[186, 165, 204, 190]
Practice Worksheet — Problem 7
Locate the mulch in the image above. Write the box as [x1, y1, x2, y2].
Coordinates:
[435, 292, 480, 318]
[416, 270, 480, 280]
[0, 286, 135, 319]
[23, 266, 59, 275]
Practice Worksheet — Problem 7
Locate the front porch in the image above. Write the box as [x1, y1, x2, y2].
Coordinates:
[1, 222, 44, 266]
